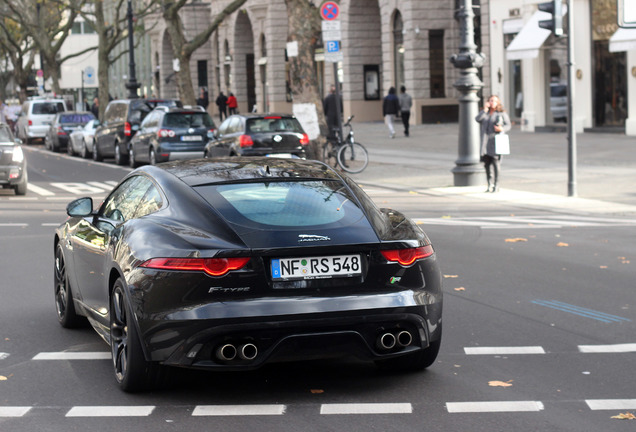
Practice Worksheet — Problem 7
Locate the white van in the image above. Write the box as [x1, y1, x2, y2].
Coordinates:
[16, 99, 67, 143]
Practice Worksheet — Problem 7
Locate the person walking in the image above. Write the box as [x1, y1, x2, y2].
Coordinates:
[216, 92, 228, 122]
[227, 93, 238, 115]
[475, 95, 511, 193]
[382, 87, 400, 139]
[196, 87, 209, 109]
[91, 97, 99, 119]
[323, 85, 341, 140]
[398, 85, 412, 137]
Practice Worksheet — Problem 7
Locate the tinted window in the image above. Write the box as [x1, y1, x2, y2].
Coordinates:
[246, 117, 303, 133]
[218, 118, 232, 135]
[551, 85, 567, 97]
[228, 117, 243, 134]
[105, 103, 127, 123]
[196, 180, 366, 227]
[32, 102, 64, 115]
[134, 184, 163, 218]
[100, 176, 154, 222]
[60, 113, 95, 124]
[163, 112, 214, 128]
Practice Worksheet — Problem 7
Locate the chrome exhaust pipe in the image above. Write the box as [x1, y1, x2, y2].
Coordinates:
[377, 332, 396, 350]
[396, 330, 413, 347]
[216, 344, 237, 361]
[238, 343, 258, 361]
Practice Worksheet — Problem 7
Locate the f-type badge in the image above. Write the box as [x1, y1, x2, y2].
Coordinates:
[298, 234, 331, 243]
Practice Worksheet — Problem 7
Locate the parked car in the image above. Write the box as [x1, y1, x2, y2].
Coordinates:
[93, 98, 182, 165]
[44, 111, 96, 152]
[0, 123, 28, 195]
[204, 114, 310, 159]
[550, 83, 567, 122]
[128, 106, 216, 167]
[53, 157, 443, 392]
[15, 98, 67, 144]
[68, 119, 100, 158]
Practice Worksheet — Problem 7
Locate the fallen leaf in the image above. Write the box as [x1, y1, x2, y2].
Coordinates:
[409, 191, 418, 195]
[444, 275, 458, 278]
[556, 242, 569, 247]
[488, 380, 513, 387]
[611, 412, 636, 420]
[505, 238, 527, 243]
[441, 215, 451, 219]
[0, 376, 7, 381]
[310, 389, 324, 394]
[454, 287, 466, 291]
[600, 265, 608, 269]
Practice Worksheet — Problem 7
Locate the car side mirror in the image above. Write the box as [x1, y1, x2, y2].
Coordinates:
[67, 197, 94, 217]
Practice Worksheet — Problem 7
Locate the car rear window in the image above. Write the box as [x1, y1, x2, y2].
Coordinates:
[196, 180, 365, 227]
[32, 102, 65, 115]
[246, 117, 303, 134]
[164, 112, 214, 128]
[551, 85, 567, 97]
[60, 113, 95, 124]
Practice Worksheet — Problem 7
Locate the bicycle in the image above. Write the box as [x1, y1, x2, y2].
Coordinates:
[322, 115, 369, 174]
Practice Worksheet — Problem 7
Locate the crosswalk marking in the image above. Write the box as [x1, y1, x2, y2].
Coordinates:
[320, 403, 412, 415]
[192, 405, 286, 416]
[578, 343, 636, 353]
[33, 352, 110, 360]
[414, 215, 636, 229]
[24, 181, 117, 197]
[586, 399, 636, 410]
[27, 183, 55, 196]
[464, 346, 546, 355]
[446, 401, 545, 413]
[0, 352, 8, 360]
[66, 406, 155, 417]
[0, 407, 32, 417]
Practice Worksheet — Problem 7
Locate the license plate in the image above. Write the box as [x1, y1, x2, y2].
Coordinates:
[271, 254, 361, 280]
[181, 135, 202, 141]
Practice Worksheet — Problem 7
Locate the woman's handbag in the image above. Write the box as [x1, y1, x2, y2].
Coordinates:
[494, 133, 510, 155]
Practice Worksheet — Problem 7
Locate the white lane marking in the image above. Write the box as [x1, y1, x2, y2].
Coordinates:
[578, 343, 636, 353]
[87, 181, 117, 191]
[446, 401, 545, 413]
[42, 223, 60, 227]
[0, 223, 28, 227]
[27, 183, 55, 196]
[33, 352, 110, 360]
[192, 405, 286, 416]
[66, 406, 155, 417]
[0, 352, 9, 360]
[50, 182, 107, 194]
[320, 403, 412, 415]
[0, 407, 32, 417]
[586, 399, 636, 410]
[464, 346, 546, 355]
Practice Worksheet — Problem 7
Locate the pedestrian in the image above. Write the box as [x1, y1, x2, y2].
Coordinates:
[382, 87, 400, 139]
[216, 92, 228, 121]
[227, 92, 238, 115]
[0, 100, 7, 124]
[197, 87, 209, 109]
[91, 97, 99, 119]
[398, 85, 412, 137]
[475, 95, 511, 193]
[323, 85, 341, 140]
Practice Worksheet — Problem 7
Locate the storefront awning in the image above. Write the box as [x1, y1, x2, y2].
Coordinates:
[609, 28, 636, 52]
[505, 11, 552, 60]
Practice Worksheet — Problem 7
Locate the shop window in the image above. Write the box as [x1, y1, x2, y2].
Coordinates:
[429, 30, 445, 98]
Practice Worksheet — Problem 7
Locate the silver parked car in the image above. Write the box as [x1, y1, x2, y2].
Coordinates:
[0, 123, 28, 195]
[68, 119, 100, 158]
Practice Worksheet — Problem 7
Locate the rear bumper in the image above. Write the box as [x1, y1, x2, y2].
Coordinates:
[0, 163, 27, 186]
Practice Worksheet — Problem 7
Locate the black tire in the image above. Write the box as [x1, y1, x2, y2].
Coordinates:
[129, 147, 138, 168]
[337, 142, 368, 174]
[114, 143, 128, 166]
[322, 141, 338, 168]
[67, 140, 74, 156]
[54, 243, 85, 328]
[110, 279, 168, 392]
[14, 178, 27, 196]
[376, 333, 441, 372]
[149, 148, 157, 166]
[80, 139, 89, 159]
[92, 141, 103, 162]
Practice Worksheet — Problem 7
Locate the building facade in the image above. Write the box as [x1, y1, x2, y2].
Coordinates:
[145, 0, 492, 124]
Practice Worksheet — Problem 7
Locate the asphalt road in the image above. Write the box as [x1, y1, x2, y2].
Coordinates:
[0, 145, 634, 431]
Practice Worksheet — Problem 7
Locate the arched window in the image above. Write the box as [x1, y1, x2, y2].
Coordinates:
[393, 12, 405, 89]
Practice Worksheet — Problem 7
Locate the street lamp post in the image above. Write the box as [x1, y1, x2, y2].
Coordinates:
[450, 0, 485, 186]
[125, 0, 140, 99]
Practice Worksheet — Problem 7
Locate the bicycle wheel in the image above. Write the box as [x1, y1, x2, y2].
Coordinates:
[337, 142, 368, 174]
[322, 141, 339, 168]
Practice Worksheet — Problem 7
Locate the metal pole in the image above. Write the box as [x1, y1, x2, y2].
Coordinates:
[125, 0, 140, 99]
[450, 0, 485, 186]
[566, 0, 577, 196]
[333, 63, 343, 140]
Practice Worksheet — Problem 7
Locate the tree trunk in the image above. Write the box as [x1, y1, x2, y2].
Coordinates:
[284, 0, 327, 160]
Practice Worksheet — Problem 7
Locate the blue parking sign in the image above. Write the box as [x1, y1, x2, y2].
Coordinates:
[326, 40, 340, 53]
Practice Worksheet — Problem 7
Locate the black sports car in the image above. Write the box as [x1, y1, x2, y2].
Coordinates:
[54, 157, 442, 392]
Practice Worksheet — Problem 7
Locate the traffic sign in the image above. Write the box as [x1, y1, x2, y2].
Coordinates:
[321, 20, 341, 41]
[320, 1, 339, 21]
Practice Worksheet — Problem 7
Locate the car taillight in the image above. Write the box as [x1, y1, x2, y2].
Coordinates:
[124, 122, 132, 136]
[28, 120, 33, 126]
[158, 129, 176, 138]
[299, 133, 310, 145]
[139, 257, 250, 277]
[57, 126, 67, 136]
[207, 128, 216, 139]
[239, 135, 253, 147]
[381, 246, 434, 266]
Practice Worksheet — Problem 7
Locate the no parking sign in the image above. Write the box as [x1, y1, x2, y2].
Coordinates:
[320, 1, 339, 21]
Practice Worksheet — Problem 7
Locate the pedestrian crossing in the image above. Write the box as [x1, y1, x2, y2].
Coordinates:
[26, 181, 118, 197]
[414, 214, 636, 229]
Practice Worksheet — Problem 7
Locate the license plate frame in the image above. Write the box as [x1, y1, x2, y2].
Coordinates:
[181, 135, 203, 142]
[271, 254, 362, 280]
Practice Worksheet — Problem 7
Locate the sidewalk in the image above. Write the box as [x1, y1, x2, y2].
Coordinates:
[347, 121, 636, 216]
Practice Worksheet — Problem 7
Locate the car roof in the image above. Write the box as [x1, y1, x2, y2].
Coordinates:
[144, 157, 342, 187]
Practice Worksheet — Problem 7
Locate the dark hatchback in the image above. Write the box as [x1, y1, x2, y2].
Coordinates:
[44, 111, 96, 152]
[204, 114, 310, 159]
[93, 98, 182, 165]
[54, 157, 442, 392]
[128, 106, 216, 167]
[0, 123, 27, 195]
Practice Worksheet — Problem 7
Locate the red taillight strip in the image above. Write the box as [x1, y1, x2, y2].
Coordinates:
[299, 133, 310, 145]
[239, 134, 253, 147]
[139, 257, 250, 277]
[381, 245, 434, 266]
